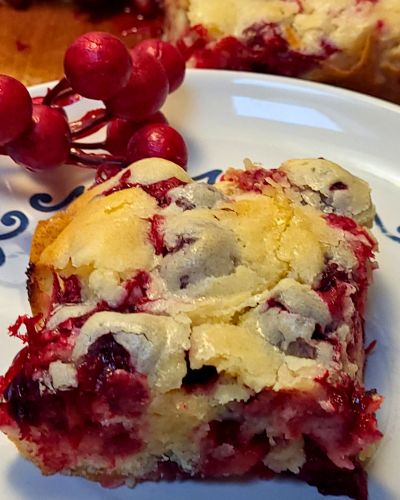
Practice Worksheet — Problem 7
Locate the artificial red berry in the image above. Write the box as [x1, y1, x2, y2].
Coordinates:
[105, 51, 168, 122]
[64, 31, 132, 100]
[105, 112, 168, 156]
[132, 39, 186, 92]
[0, 75, 32, 146]
[127, 123, 187, 168]
[6, 104, 71, 171]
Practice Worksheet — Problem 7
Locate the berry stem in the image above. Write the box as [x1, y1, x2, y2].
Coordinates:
[71, 141, 106, 150]
[70, 109, 110, 140]
[52, 88, 80, 107]
[69, 148, 126, 169]
[42, 77, 71, 106]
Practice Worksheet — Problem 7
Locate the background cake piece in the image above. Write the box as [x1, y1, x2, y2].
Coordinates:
[0, 157, 381, 500]
[164, 0, 400, 103]
[2, 0, 400, 103]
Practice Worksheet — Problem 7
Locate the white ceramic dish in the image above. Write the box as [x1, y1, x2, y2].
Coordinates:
[0, 69, 399, 500]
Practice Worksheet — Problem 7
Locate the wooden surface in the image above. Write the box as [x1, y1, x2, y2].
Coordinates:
[0, 2, 161, 86]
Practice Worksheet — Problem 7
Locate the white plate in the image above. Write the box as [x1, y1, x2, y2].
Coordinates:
[0, 69, 399, 500]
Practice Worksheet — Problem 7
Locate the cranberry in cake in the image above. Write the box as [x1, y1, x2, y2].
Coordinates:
[164, 0, 400, 103]
[0, 157, 381, 498]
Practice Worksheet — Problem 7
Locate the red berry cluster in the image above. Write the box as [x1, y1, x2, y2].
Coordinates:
[0, 32, 187, 173]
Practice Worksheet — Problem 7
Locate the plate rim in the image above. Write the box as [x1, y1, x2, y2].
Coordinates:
[30, 68, 400, 115]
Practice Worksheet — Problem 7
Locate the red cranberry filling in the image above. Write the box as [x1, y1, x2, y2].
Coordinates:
[53, 271, 151, 316]
[176, 24, 209, 61]
[7, 314, 73, 372]
[1, 330, 150, 468]
[101, 169, 133, 195]
[8, 314, 41, 344]
[200, 420, 270, 477]
[0, 311, 381, 496]
[316, 263, 349, 292]
[178, 22, 337, 76]
[315, 263, 350, 319]
[321, 217, 376, 312]
[148, 214, 165, 255]
[103, 423, 143, 457]
[4, 371, 42, 426]
[57, 313, 93, 334]
[221, 167, 286, 193]
[118, 271, 150, 312]
[101, 370, 149, 417]
[143, 177, 186, 207]
[243, 382, 381, 461]
[317, 381, 382, 441]
[148, 214, 196, 256]
[77, 333, 133, 391]
[325, 214, 376, 251]
[243, 23, 337, 76]
[299, 437, 368, 500]
[102, 171, 186, 207]
[53, 274, 82, 305]
[314, 267, 368, 363]
[0, 347, 29, 397]
[94, 164, 122, 185]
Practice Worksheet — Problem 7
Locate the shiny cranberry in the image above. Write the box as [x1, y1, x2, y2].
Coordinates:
[127, 123, 188, 169]
[132, 39, 186, 92]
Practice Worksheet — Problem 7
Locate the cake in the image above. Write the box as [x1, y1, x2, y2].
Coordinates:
[0, 157, 382, 499]
[164, 0, 400, 103]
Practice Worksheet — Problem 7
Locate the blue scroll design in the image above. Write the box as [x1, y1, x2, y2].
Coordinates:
[1, 186, 84, 266]
[0, 210, 29, 266]
[29, 185, 85, 212]
[374, 214, 400, 244]
[28, 171, 221, 217]
[193, 170, 222, 185]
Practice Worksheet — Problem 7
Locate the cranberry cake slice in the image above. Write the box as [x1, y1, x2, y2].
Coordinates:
[0, 157, 381, 499]
[164, 0, 400, 103]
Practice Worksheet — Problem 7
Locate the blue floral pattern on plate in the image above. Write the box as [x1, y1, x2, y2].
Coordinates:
[0, 211, 29, 266]
[30, 185, 85, 212]
[374, 214, 400, 244]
